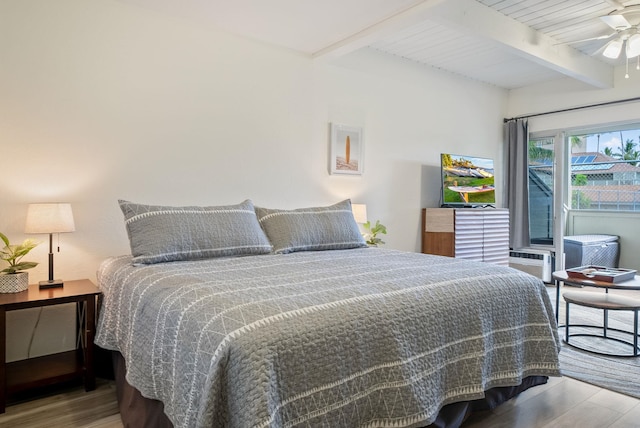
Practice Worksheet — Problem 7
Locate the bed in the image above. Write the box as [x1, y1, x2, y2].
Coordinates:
[95, 199, 561, 428]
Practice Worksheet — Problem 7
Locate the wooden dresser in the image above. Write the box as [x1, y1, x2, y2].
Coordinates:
[421, 208, 510, 266]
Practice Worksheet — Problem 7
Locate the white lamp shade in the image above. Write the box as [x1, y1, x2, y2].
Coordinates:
[351, 204, 368, 224]
[603, 38, 623, 59]
[626, 33, 640, 59]
[25, 203, 75, 234]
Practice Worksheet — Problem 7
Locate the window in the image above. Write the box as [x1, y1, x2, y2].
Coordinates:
[568, 130, 640, 211]
[528, 137, 555, 245]
[527, 125, 640, 246]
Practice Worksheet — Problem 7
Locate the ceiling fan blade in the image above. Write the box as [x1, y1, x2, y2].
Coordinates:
[600, 14, 631, 29]
[554, 33, 617, 45]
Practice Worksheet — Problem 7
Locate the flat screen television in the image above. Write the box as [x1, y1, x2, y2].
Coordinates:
[440, 153, 495, 207]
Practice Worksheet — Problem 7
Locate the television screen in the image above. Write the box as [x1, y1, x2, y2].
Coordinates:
[441, 153, 495, 206]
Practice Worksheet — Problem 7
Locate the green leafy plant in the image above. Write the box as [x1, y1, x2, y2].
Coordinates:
[362, 220, 387, 246]
[0, 232, 39, 274]
[572, 174, 587, 186]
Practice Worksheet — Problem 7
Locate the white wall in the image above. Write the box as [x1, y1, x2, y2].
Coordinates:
[507, 72, 640, 134]
[0, 0, 507, 360]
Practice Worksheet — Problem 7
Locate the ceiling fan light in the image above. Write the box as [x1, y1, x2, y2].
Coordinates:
[603, 39, 623, 58]
[626, 34, 640, 58]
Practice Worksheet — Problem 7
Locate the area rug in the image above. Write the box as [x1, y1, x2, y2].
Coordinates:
[548, 285, 640, 399]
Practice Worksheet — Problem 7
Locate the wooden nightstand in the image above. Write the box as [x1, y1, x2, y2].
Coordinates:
[0, 279, 101, 413]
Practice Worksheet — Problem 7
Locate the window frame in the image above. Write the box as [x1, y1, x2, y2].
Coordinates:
[528, 121, 640, 269]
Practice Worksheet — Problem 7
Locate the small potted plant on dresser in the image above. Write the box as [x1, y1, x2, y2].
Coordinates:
[0, 232, 39, 293]
[363, 220, 387, 247]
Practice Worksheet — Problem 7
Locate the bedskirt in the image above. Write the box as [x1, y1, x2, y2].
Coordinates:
[113, 352, 548, 428]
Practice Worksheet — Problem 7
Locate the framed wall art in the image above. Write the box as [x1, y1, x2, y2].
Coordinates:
[329, 123, 363, 175]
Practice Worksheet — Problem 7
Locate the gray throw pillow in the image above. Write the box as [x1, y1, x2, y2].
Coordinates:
[119, 199, 272, 264]
[255, 199, 367, 254]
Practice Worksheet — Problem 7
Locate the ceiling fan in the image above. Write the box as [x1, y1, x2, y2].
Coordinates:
[600, 5, 640, 59]
[566, 5, 640, 60]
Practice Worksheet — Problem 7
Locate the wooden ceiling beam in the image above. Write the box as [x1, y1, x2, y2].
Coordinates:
[314, 0, 614, 89]
[312, 0, 450, 61]
[432, 0, 613, 88]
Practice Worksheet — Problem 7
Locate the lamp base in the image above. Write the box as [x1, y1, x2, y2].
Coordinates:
[39, 279, 64, 289]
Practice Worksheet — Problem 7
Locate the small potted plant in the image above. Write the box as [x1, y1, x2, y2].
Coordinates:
[362, 220, 387, 246]
[0, 232, 39, 293]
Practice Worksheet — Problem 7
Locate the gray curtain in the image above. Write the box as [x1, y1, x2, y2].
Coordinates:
[504, 118, 530, 249]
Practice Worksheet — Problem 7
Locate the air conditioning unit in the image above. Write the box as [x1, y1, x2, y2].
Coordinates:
[509, 248, 553, 283]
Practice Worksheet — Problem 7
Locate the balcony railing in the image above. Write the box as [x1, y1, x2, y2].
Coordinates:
[573, 188, 640, 211]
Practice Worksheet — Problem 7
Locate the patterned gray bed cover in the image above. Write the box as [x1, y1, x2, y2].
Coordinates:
[95, 248, 560, 428]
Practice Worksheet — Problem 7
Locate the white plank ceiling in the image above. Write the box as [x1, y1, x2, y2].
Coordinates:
[116, 0, 640, 89]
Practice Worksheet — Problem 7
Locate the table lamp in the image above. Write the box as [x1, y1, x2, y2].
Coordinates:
[24, 203, 75, 289]
[351, 204, 368, 224]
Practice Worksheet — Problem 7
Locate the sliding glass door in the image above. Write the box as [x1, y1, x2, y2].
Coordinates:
[527, 124, 640, 269]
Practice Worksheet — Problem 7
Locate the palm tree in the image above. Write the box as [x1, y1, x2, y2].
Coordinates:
[528, 140, 553, 163]
[569, 135, 584, 152]
[608, 138, 640, 166]
[618, 139, 639, 166]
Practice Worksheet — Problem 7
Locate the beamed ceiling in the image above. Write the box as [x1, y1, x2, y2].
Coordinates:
[117, 0, 640, 89]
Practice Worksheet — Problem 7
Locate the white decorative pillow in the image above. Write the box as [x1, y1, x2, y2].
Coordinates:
[255, 199, 367, 254]
[119, 199, 272, 265]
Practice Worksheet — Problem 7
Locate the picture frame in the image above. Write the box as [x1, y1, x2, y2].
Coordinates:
[329, 123, 364, 175]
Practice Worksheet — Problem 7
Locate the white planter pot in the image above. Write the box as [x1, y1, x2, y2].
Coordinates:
[0, 272, 29, 293]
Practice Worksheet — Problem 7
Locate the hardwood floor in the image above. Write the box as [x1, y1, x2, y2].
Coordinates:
[0, 379, 121, 428]
[465, 375, 640, 428]
[0, 375, 638, 427]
